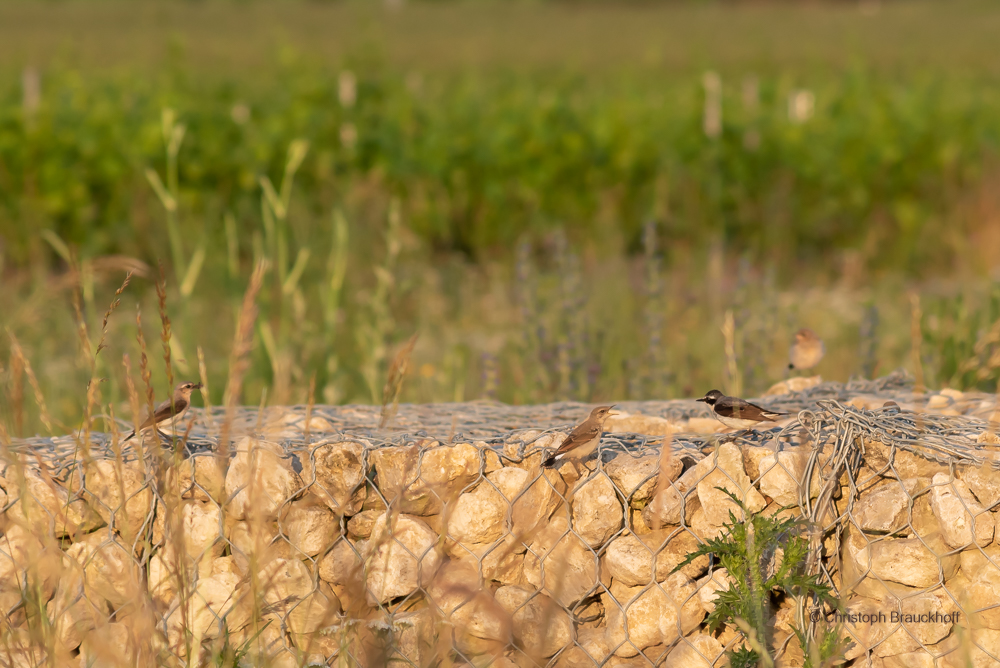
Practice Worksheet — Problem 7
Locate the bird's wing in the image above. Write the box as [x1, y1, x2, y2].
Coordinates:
[715, 397, 786, 421]
[137, 396, 189, 431]
[551, 420, 602, 456]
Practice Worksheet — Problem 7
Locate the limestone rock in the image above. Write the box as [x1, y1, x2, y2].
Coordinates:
[366, 513, 442, 605]
[305, 440, 367, 515]
[175, 454, 226, 503]
[960, 545, 1000, 580]
[657, 572, 705, 646]
[48, 586, 105, 653]
[495, 585, 573, 658]
[853, 478, 922, 534]
[511, 469, 568, 538]
[281, 501, 338, 558]
[347, 509, 382, 540]
[940, 627, 1000, 668]
[225, 437, 302, 520]
[65, 531, 142, 609]
[663, 633, 725, 668]
[3, 467, 102, 537]
[605, 413, 680, 437]
[872, 591, 953, 657]
[605, 453, 682, 508]
[556, 627, 610, 667]
[371, 442, 481, 515]
[448, 478, 509, 546]
[83, 459, 152, 539]
[763, 376, 821, 396]
[318, 538, 364, 587]
[426, 561, 510, 656]
[79, 623, 137, 668]
[572, 474, 624, 548]
[863, 439, 950, 480]
[850, 531, 956, 589]
[965, 567, 1000, 630]
[959, 464, 1000, 511]
[604, 530, 708, 586]
[226, 518, 291, 573]
[642, 466, 701, 529]
[695, 443, 766, 525]
[602, 582, 667, 657]
[166, 571, 249, 648]
[758, 449, 817, 507]
[682, 418, 728, 435]
[523, 517, 600, 606]
[696, 568, 733, 615]
[930, 473, 994, 548]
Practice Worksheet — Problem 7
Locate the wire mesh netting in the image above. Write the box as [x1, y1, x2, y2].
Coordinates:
[3, 371, 1000, 667]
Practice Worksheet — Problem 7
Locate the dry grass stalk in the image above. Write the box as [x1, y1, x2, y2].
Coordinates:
[379, 333, 418, 430]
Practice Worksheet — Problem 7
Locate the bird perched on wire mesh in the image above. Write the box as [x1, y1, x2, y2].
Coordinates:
[788, 328, 825, 372]
[542, 405, 618, 468]
[123, 381, 203, 442]
[697, 390, 787, 435]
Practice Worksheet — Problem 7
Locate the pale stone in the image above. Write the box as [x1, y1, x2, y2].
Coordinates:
[696, 568, 733, 615]
[347, 509, 382, 540]
[763, 376, 822, 396]
[604, 530, 708, 586]
[287, 580, 341, 637]
[663, 633, 725, 668]
[3, 467, 103, 537]
[930, 473, 995, 548]
[371, 442, 481, 515]
[504, 431, 558, 470]
[695, 443, 766, 525]
[489, 467, 531, 502]
[572, 474, 624, 548]
[853, 478, 922, 534]
[850, 531, 956, 589]
[281, 501, 338, 558]
[605, 413, 680, 437]
[642, 466, 701, 529]
[226, 518, 291, 573]
[225, 437, 302, 520]
[864, 439, 950, 480]
[304, 440, 367, 515]
[758, 449, 817, 507]
[605, 453, 682, 508]
[690, 506, 726, 541]
[877, 651, 935, 668]
[657, 572, 705, 646]
[965, 567, 1000, 630]
[175, 454, 226, 503]
[960, 545, 1000, 580]
[48, 585, 105, 653]
[556, 627, 610, 667]
[83, 459, 152, 539]
[318, 538, 364, 586]
[426, 561, 510, 656]
[448, 479, 509, 546]
[495, 585, 573, 658]
[366, 513, 442, 605]
[959, 464, 1000, 510]
[940, 627, 1000, 668]
[602, 582, 667, 658]
[65, 532, 142, 609]
[79, 623, 137, 668]
[872, 592, 953, 658]
[166, 571, 249, 647]
[523, 516, 600, 607]
[511, 469, 568, 538]
[682, 418, 728, 434]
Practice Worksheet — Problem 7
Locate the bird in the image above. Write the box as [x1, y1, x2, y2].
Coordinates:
[788, 328, 825, 372]
[123, 381, 203, 442]
[541, 405, 618, 468]
[697, 390, 787, 435]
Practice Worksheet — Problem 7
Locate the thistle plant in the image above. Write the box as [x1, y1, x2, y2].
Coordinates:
[674, 489, 842, 668]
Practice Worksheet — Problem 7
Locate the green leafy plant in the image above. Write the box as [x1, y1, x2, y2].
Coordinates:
[674, 488, 842, 668]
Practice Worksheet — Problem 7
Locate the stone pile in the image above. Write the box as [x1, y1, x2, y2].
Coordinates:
[1, 384, 999, 667]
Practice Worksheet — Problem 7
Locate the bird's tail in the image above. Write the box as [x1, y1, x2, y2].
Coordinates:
[541, 454, 557, 468]
[122, 431, 135, 443]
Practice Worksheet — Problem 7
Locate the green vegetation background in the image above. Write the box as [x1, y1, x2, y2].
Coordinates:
[3, 0, 1000, 434]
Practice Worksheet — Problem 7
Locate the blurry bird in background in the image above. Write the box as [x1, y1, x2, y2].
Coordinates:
[788, 328, 824, 372]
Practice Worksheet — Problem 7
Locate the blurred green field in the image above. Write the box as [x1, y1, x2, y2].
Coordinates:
[4, 0, 1000, 435]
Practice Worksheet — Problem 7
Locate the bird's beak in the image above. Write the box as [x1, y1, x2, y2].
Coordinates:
[193, 383, 204, 390]
[696, 397, 708, 403]
[607, 406, 623, 416]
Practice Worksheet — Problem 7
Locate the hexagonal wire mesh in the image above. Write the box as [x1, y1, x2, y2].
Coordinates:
[2, 371, 999, 667]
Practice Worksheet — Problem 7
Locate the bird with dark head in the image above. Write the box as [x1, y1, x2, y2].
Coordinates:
[542, 405, 618, 468]
[123, 381, 203, 442]
[697, 389, 787, 434]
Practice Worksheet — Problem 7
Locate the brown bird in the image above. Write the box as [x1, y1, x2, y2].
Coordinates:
[697, 390, 787, 434]
[123, 381, 203, 442]
[542, 405, 618, 468]
[788, 328, 825, 371]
